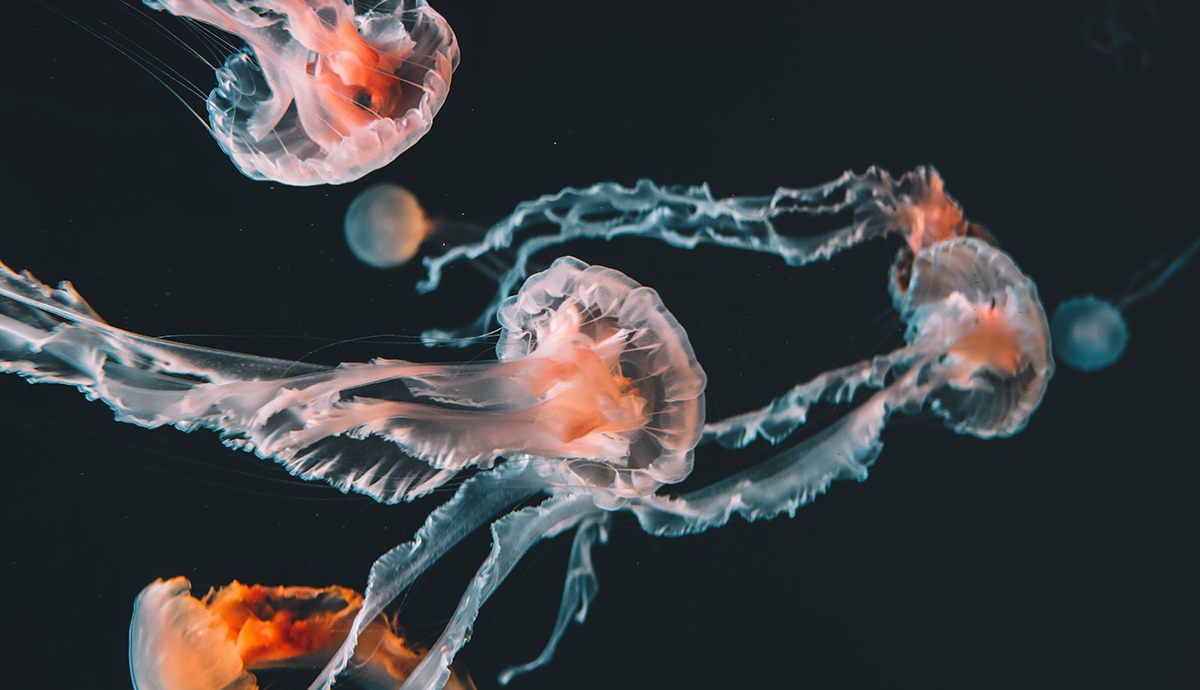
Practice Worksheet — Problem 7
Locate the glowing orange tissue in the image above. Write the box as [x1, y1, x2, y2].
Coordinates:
[128, 577, 473, 690]
[949, 307, 1025, 375]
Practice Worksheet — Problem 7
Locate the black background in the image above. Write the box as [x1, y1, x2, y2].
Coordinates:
[2, 1, 1197, 688]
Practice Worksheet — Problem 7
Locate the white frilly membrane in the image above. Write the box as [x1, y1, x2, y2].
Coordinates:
[142, 0, 459, 185]
[2, 167, 1055, 690]
[128, 577, 474, 690]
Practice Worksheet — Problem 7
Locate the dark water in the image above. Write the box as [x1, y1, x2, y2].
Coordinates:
[2, 1, 1196, 688]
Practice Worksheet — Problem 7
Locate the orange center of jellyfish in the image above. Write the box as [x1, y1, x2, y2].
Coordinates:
[165, 579, 442, 687]
[888, 172, 999, 293]
[311, 17, 405, 128]
[523, 344, 649, 446]
[948, 306, 1025, 375]
[206, 582, 358, 669]
[898, 173, 971, 255]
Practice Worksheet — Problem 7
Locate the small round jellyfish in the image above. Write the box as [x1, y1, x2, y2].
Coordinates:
[343, 184, 491, 270]
[344, 184, 434, 268]
[129, 577, 473, 690]
[1052, 222, 1198, 371]
[1051, 296, 1128, 371]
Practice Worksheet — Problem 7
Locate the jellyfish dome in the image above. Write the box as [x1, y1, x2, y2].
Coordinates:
[891, 237, 1054, 438]
[493, 256, 706, 503]
[143, 0, 459, 185]
[344, 183, 434, 268]
[1051, 296, 1129, 371]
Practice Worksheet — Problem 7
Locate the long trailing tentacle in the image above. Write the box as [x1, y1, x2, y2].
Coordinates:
[395, 492, 603, 690]
[307, 460, 539, 690]
[498, 512, 610, 685]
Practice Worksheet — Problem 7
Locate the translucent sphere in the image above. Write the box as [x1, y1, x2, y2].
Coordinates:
[344, 184, 434, 269]
[1051, 296, 1129, 371]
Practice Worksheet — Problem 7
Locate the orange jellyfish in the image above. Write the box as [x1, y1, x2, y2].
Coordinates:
[141, 0, 459, 185]
[130, 577, 473, 690]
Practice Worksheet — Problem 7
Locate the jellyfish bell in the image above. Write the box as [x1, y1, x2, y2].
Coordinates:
[492, 255, 706, 504]
[1051, 296, 1129, 371]
[129, 577, 473, 690]
[129, 578, 357, 690]
[141, 0, 459, 185]
[344, 183, 435, 268]
[892, 237, 1054, 438]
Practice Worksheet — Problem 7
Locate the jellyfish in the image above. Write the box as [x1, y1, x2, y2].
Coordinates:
[130, 577, 474, 690]
[139, 0, 459, 185]
[344, 184, 495, 271]
[345, 183, 434, 268]
[1051, 221, 1198, 371]
[0, 255, 705, 506]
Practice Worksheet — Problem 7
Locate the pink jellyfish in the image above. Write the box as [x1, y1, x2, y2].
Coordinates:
[141, 0, 459, 185]
[0, 256, 705, 506]
[634, 233, 1053, 535]
[129, 577, 475, 690]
